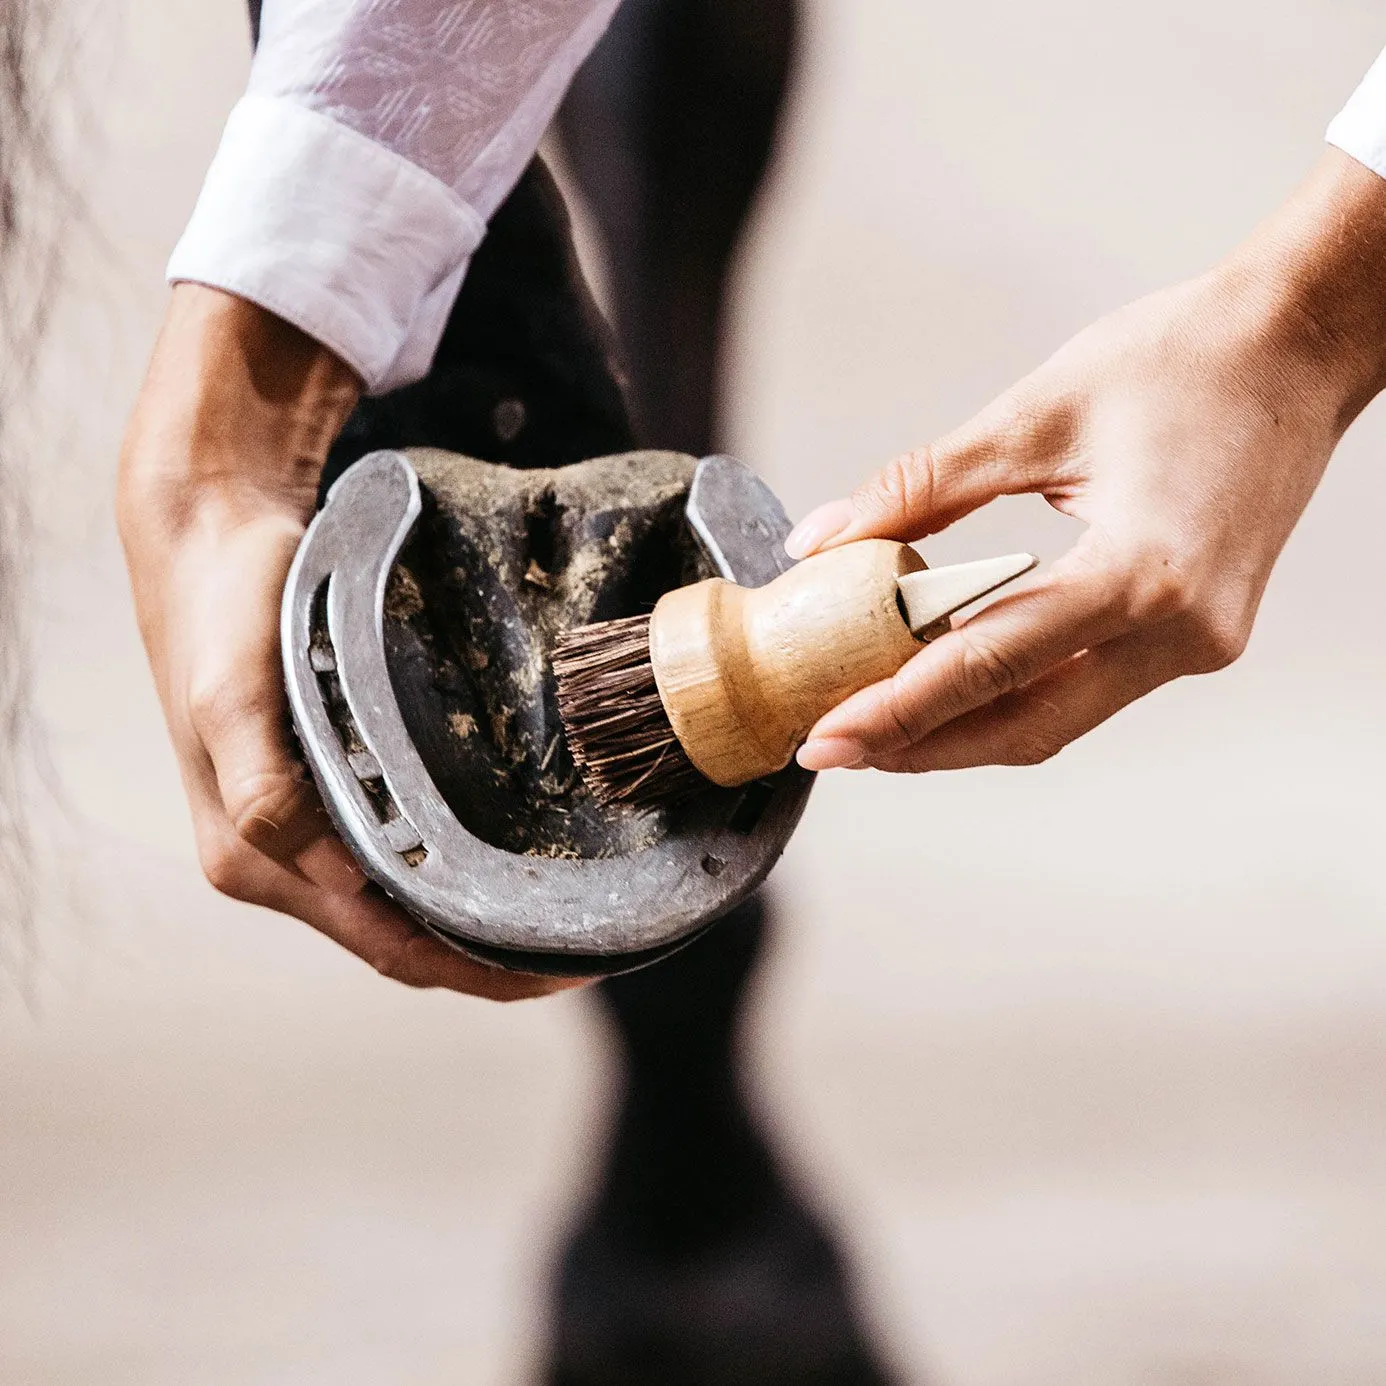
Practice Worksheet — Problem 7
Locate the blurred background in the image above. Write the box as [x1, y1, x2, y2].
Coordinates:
[4, 1, 1386, 1382]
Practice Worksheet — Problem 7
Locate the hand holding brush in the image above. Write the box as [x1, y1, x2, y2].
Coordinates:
[554, 540, 1035, 808]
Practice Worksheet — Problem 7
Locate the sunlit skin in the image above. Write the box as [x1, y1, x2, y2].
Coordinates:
[790, 149, 1386, 776]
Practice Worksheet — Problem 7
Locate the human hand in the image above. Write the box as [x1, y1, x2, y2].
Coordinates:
[118, 285, 575, 999]
[787, 149, 1386, 776]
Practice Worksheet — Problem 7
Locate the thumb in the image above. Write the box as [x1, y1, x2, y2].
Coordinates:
[785, 390, 1072, 558]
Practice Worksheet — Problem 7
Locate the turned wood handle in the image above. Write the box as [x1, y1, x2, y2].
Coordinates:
[649, 540, 926, 787]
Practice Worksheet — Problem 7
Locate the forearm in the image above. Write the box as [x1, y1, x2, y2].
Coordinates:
[1215, 147, 1386, 429]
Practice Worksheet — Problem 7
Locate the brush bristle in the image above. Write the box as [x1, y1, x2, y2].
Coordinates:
[553, 612, 710, 808]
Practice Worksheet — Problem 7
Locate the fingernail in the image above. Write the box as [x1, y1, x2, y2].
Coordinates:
[785, 499, 854, 559]
[796, 737, 867, 771]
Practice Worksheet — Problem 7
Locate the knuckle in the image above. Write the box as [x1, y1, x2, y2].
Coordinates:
[1117, 541, 1194, 626]
[881, 670, 925, 746]
[365, 934, 431, 989]
[856, 447, 935, 528]
[1185, 608, 1250, 672]
[1112, 536, 1253, 674]
[1000, 696, 1069, 766]
[953, 629, 1022, 705]
[226, 770, 308, 848]
[198, 834, 255, 902]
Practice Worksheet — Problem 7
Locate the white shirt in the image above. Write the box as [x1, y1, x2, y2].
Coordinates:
[169, 1, 620, 394]
[169, 6, 1386, 396]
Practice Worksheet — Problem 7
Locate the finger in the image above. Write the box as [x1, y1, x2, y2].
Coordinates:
[300, 884, 582, 1000]
[785, 389, 1078, 558]
[182, 517, 361, 893]
[864, 631, 1176, 773]
[195, 683, 354, 884]
[197, 819, 579, 1000]
[174, 677, 358, 896]
[798, 536, 1135, 764]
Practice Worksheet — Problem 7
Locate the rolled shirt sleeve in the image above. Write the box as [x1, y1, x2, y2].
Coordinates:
[1328, 46, 1386, 184]
[167, 0, 619, 394]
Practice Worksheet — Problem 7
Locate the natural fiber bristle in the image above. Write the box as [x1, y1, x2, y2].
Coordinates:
[553, 612, 710, 808]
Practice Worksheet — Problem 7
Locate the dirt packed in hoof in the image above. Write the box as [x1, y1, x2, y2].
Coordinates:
[371, 449, 716, 859]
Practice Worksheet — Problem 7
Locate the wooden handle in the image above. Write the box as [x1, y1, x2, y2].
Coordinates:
[648, 539, 926, 787]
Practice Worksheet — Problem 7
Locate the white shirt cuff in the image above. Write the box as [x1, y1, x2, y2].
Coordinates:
[167, 93, 485, 395]
[1328, 47, 1386, 182]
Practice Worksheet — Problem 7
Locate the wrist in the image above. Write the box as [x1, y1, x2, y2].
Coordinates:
[120, 284, 361, 520]
[1218, 147, 1386, 430]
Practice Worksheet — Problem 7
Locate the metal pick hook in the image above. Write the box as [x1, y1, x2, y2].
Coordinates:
[896, 552, 1038, 639]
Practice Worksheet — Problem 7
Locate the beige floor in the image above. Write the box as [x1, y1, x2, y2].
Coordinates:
[4, 1, 1386, 1383]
